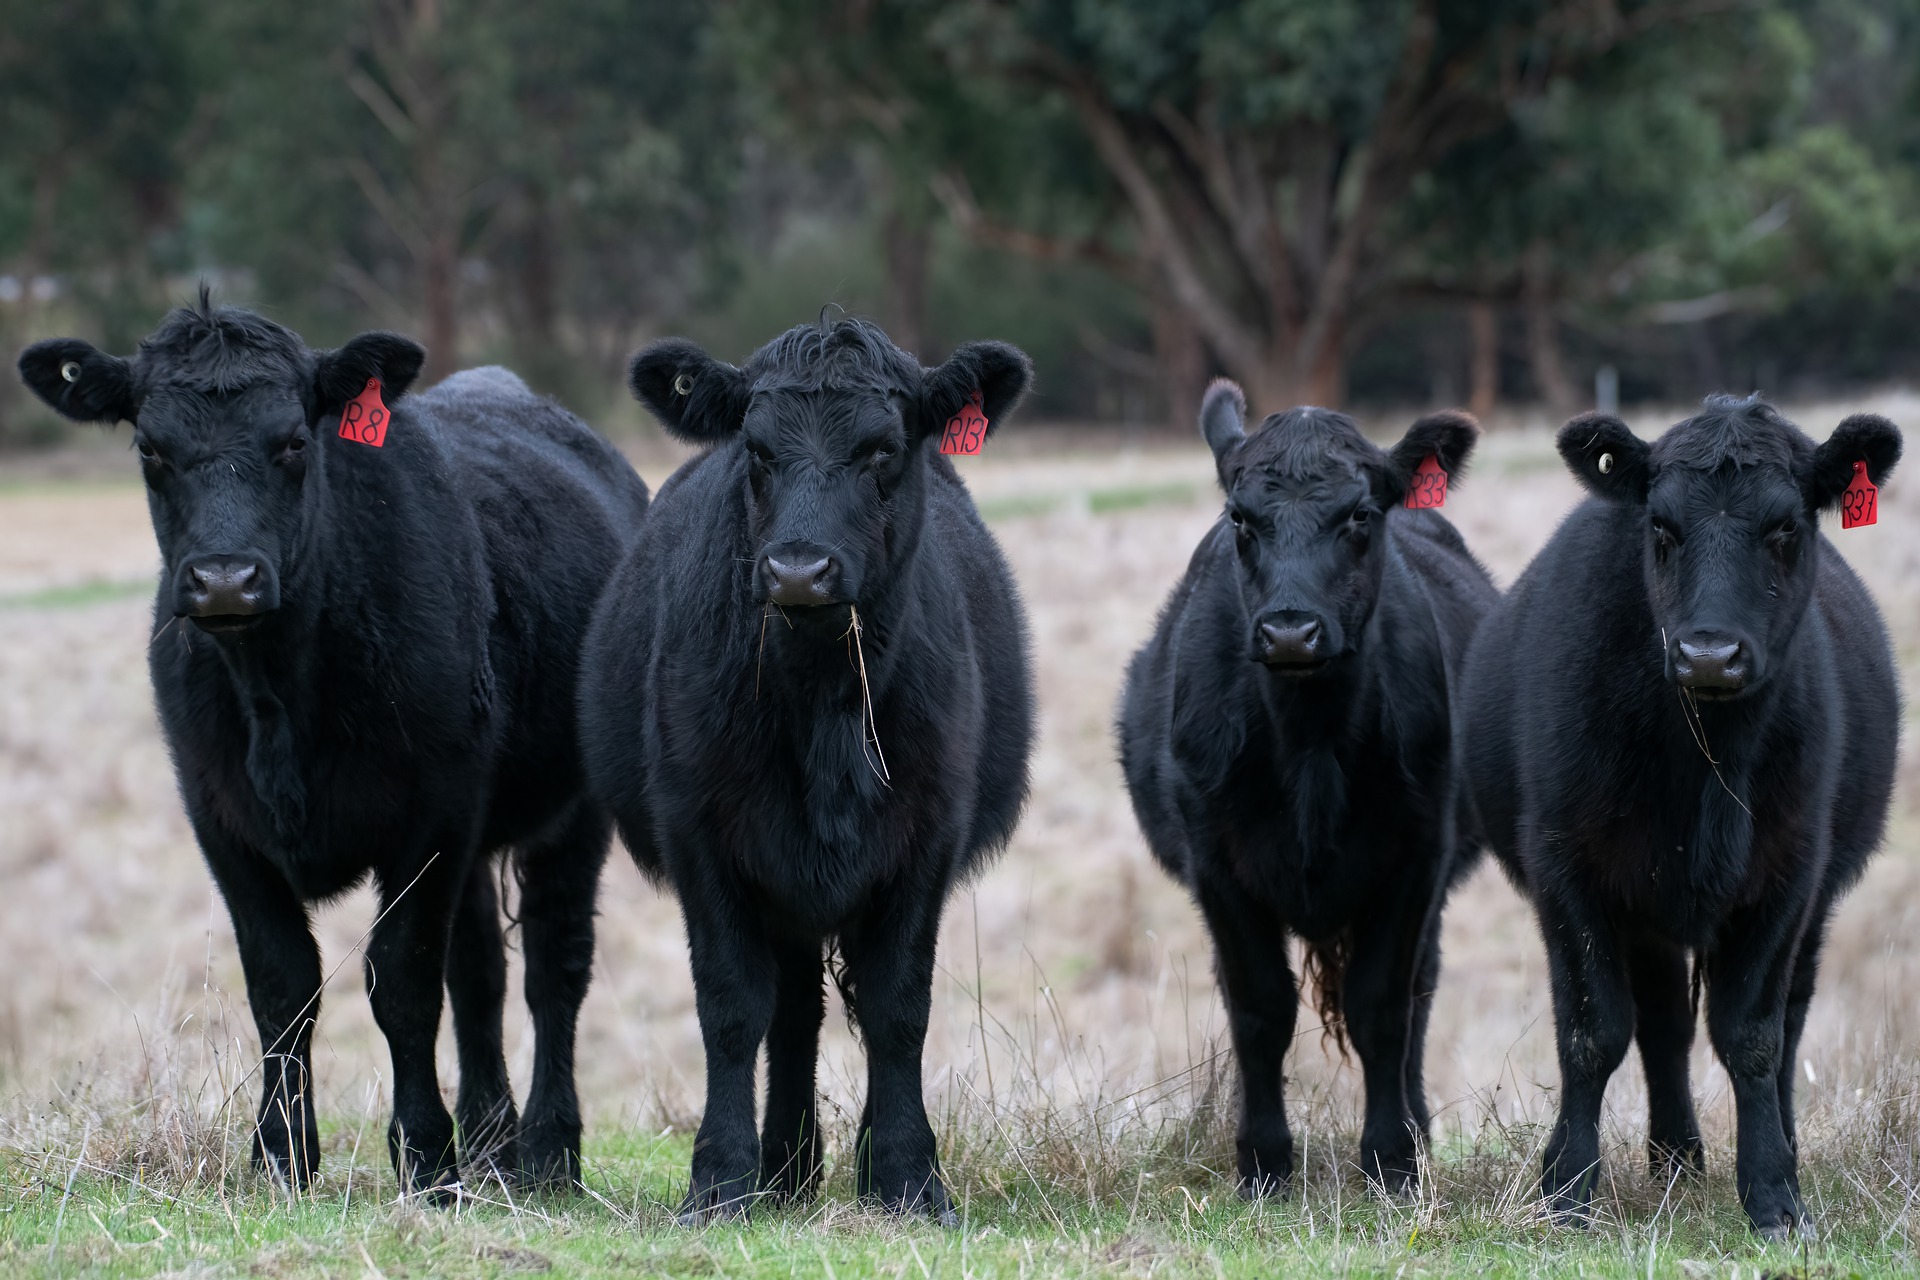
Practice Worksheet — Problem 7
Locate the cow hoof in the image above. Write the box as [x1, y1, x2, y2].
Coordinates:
[516, 1133, 583, 1194]
[1362, 1149, 1419, 1198]
[1750, 1200, 1813, 1243]
[1237, 1172, 1292, 1201]
[676, 1186, 754, 1227]
[252, 1142, 320, 1192]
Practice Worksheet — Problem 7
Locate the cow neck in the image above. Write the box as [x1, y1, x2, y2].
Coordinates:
[1659, 660, 1783, 905]
[193, 462, 345, 853]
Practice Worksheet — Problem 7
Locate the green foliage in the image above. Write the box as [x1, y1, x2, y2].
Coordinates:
[6, 0, 1920, 445]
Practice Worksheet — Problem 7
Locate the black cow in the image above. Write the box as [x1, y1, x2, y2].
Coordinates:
[1459, 396, 1902, 1237]
[578, 318, 1034, 1223]
[18, 296, 650, 1196]
[1119, 381, 1496, 1195]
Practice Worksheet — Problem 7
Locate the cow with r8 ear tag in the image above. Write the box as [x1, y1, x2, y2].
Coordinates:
[581, 316, 1036, 1225]
[1118, 383, 1494, 1198]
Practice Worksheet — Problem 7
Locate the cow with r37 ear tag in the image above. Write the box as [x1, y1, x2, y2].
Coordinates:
[578, 316, 1035, 1225]
[1458, 394, 1902, 1239]
[16, 292, 651, 1200]
[1118, 383, 1497, 1198]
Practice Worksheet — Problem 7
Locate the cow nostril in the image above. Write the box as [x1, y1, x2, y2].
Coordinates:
[764, 555, 836, 605]
[1257, 616, 1325, 666]
[1675, 636, 1746, 687]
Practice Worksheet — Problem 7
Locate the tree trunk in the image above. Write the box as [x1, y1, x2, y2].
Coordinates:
[1303, 321, 1346, 407]
[882, 208, 931, 361]
[1150, 272, 1208, 432]
[1468, 300, 1499, 419]
[1523, 240, 1576, 414]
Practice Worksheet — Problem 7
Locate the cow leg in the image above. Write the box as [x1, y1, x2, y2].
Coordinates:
[1705, 892, 1814, 1240]
[678, 879, 776, 1223]
[1626, 937, 1703, 1179]
[365, 848, 466, 1199]
[200, 827, 324, 1188]
[1775, 901, 1831, 1158]
[1343, 856, 1444, 1193]
[841, 887, 950, 1222]
[759, 936, 825, 1202]
[1536, 884, 1634, 1223]
[446, 863, 518, 1182]
[515, 803, 612, 1190]
[1193, 868, 1297, 1198]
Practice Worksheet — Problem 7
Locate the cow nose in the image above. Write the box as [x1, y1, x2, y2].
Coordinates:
[762, 554, 838, 607]
[1257, 613, 1325, 666]
[1673, 633, 1747, 690]
[185, 558, 268, 616]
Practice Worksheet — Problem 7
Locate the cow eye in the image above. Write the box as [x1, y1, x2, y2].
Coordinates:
[284, 435, 306, 456]
[135, 438, 157, 461]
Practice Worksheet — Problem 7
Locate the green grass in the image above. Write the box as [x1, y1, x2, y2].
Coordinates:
[0, 579, 152, 611]
[976, 482, 1206, 523]
[1, 1124, 1910, 1278]
[1086, 482, 1203, 515]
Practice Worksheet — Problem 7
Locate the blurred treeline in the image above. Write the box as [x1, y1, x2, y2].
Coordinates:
[3, 0, 1919, 443]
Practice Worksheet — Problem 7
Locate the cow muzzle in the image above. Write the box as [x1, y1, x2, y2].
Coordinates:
[1670, 629, 1750, 697]
[1254, 611, 1330, 672]
[759, 544, 842, 608]
[177, 556, 277, 632]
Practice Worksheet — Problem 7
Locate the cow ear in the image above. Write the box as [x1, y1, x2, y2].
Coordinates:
[315, 331, 425, 417]
[1807, 413, 1902, 512]
[1385, 409, 1478, 503]
[1198, 379, 1247, 482]
[921, 340, 1032, 441]
[629, 338, 750, 444]
[1558, 412, 1651, 502]
[18, 338, 139, 424]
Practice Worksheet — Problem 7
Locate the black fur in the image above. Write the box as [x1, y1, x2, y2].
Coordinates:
[1119, 382, 1497, 1195]
[17, 297, 650, 1197]
[1460, 395, 1903, 1238]
[580, 317, 1035, 1223]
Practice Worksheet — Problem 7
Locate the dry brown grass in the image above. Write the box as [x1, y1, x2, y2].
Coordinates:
[1, 398, 1916, 1244]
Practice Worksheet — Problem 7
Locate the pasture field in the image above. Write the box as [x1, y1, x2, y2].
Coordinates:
[2, 401, 1918, 1277]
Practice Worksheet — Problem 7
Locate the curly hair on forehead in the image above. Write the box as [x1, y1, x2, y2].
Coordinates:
[1229, 405, 1382, 483]
[1653, 393, 1814, 474]
[133, 285, 313, 396]
[744, 316, 922, 395]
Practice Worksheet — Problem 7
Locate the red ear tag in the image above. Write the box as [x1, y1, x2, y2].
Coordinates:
[1403, 454, 1448, 509]
[1840, 459, 1878, 529]
[939, 389, 988, 456]
[337, 377, 390, 448]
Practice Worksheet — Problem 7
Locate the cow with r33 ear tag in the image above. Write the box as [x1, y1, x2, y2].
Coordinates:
[1118, 382, 1498, 1198]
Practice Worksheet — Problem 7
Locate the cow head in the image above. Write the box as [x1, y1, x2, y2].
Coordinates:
[18, 293, 423, 634]
[1200, 379, 1478, 674]
[628, 318, 1030, 624]
[1559, 395, 1901, 699]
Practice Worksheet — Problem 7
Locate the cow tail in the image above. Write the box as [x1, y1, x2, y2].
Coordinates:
[1301, 932, 1352, 1062]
